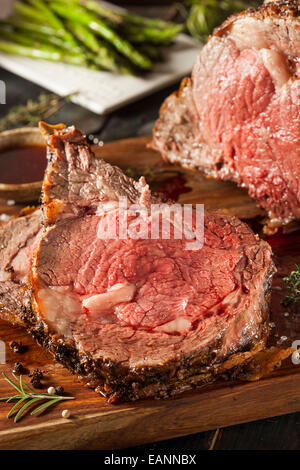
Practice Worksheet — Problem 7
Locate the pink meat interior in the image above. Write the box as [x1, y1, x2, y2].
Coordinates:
[34, 210, 253, 336]
[193, 36, 300, 221]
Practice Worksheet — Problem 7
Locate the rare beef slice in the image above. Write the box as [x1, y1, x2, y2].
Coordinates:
[151, 1, 300, 234]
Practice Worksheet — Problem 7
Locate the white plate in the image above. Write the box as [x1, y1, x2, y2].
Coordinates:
[0, 1, 200, 114]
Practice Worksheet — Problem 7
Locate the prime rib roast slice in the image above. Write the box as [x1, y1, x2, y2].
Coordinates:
[0, 123, 292, 402]
[151, 0, 300, 234]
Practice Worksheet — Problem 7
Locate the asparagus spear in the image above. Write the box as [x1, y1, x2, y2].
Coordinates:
[67, 21, 118, 71]
[0, 28, 38, 47]
[0, 26, 67, 51]
[0, 39, 87, 66]
[68, 21, 105, 54]
[83, 0, 178, 31]
[51, 0, 180, 32]
[27, 0, 80, 49]
[48, 1, 153, 70]
[13, 2, 46, 23]
[4, 18, 58, 37]
[79, 0, 123, 25]
[17, 28, 79, 51]
[138, 43, 164, 62]
[28, 0, 66, 31]
[47, 0, 181, 44]
[123, 24, 183, 44]
[0, 19, 136, 74]
[71, 21, 139, 73]
[5, 17, 81, 52]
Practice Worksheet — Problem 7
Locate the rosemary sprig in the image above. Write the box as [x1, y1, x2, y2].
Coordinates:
[0, 92, 72, 132]
[0, 373, 74, 423]
[282, 264, 300, 307]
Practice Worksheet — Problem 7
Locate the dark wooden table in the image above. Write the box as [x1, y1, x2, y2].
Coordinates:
[0, 1, 299, 452]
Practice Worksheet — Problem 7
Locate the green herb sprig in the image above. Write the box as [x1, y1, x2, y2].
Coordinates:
[0, 373, 74, 423]
[282, 264, 300, 307]
[183, 0, 259, 41]
[0, 92, 71, 133]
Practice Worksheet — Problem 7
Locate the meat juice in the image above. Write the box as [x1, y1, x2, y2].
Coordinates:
[0, 146, 47, 184]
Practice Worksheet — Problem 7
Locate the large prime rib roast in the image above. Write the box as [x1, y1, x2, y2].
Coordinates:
[0, 123, 292, 402]
[152, 0, 300, 234]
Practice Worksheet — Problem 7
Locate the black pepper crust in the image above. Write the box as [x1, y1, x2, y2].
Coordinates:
[258, 1, 300, 18]
[214, 0, 299, 37]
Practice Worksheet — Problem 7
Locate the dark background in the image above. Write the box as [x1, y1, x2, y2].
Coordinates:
[0, 0, 299, 451]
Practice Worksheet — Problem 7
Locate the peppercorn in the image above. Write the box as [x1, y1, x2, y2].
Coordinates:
[29, 368, 44, 380]
[55, 386, 64, 396]
[30, 377, 42, 389]
[9, 341, 24, 353]
[12, 362, 24, 374]
[29, 368, 45, 389]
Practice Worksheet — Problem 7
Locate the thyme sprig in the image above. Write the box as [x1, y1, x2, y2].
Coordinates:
[0, 373, 74, 423]
[0, 92, 72, 133]
[282, 264, 300, 307]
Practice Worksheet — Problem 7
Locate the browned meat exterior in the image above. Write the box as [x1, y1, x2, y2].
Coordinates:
[0, 123, 291, 402]
[152, 1, 300, 234]
[0, 210, 42, 327]
[39, 123, 154, 225]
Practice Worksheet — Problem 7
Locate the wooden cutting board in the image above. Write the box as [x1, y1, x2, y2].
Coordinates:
[0, 136, 299, 450]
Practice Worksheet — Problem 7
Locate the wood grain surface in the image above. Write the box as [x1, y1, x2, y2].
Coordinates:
[0, 136, 299, 450]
